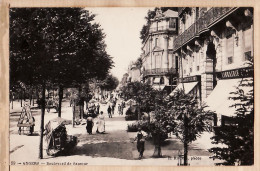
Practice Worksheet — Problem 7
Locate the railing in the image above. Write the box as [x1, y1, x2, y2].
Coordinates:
[143, 68, 177, 77]
[173, 7, 235, 51]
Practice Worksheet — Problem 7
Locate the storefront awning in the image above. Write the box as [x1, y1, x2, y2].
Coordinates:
[152, 84, 165, 90]
[153, 77, 160, 84]
[205, 78, 253, 117]
[169, 82, 198, 96]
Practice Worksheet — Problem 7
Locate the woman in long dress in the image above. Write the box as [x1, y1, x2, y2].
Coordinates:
[96, 111, 105, 133]
[86, 114, 94, 134]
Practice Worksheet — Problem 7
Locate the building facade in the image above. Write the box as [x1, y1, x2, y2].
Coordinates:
[172, 7, 253, 126]
[141, 9, 179, 92]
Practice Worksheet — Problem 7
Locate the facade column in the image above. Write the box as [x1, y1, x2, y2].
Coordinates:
[163, 35, 169, 69]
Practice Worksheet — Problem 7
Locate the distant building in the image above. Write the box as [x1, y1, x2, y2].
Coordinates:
[172, 7, 253, 126]
[121, 73, 129, 86]
[141, 9, 179, 93]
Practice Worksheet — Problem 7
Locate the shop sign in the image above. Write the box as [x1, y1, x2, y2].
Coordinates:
[178, 75, 201, 83]
[219, 67, 253, 79]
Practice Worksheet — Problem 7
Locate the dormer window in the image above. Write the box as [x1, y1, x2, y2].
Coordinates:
[169, 18, 176, 29]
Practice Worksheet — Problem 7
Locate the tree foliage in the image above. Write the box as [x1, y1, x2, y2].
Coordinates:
[209, 61, 254, 165]
[99, 74, 119, 91]
[9, 8, 113, 159]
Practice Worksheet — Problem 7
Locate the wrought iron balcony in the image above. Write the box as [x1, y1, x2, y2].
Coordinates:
[173, 7, 236, 51]
[143, 68, 177, 77]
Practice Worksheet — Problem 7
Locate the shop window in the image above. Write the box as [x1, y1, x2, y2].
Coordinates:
[227, 56, 233, 64]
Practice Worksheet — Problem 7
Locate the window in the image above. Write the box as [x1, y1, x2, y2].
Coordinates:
[226, 34, 234, 64]
[243, 27, 253, 61]
[244, 51, 252, 61]
[184, 70, 186, 74]
[155, 38, 158, 47]
[190, 68, 192, 73]
[155, 54, 161, 69]
[197, 66, 200, 71]
[228, 56, 233, 64]
[169, 18, 176, 29]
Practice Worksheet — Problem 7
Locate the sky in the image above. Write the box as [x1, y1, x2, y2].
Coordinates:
[86, 7, 153, 81]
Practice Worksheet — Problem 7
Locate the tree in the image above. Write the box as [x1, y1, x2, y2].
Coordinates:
[209, 62, 254, 165]
[99, 74, 119, 92]
[10, 8, 113, 159]
[166, 89, 214, 165]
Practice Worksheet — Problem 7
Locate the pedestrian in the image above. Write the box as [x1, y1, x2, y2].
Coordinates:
[86, 114, 94, 135]
[96, 103, 100, 114]
[132, 128, 146, 159]
[111, 104, 115, 115]
[107, 105, 112, 118]
[96, 111, 105, 133]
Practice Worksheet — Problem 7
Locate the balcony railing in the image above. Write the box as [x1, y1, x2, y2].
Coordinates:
[143, 68, 177, 77]
[173, 7, 235, 51]
[149, 26, 176, 33]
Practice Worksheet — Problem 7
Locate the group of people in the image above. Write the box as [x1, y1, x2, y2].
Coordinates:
[85, 111, 105, 135]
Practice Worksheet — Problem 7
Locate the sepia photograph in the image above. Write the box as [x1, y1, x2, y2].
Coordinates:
[9, 7, 254, 166]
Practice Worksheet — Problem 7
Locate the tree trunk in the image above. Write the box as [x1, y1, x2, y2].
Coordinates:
[153, 133, 162, 157]
[184, 141, 188, 165]
[39, 83, 46, 159]
[183, 114, 188, 166]
[11, 95, 14, 109]
[20, 91, 22, 107]
[78, 86, 83, 119]
[36, 88, 39, 107]
[137, 105, 141, 120]
[30, 89, 32, 106]
[58, 85, 63, 117]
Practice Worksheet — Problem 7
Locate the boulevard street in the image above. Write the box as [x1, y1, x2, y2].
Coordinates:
[10, 98, 218, 165]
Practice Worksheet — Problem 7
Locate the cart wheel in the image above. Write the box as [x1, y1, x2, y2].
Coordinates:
[18, 128, 21, 135]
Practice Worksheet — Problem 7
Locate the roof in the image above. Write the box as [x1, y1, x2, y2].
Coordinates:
[163, 9, 178, 18]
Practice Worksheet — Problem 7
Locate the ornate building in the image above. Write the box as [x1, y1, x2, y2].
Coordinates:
[141, 9, 179, 93]
[172, 7, 253, 126]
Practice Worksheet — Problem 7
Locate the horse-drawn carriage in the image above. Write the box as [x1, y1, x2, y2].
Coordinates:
[44, 117, 77, 156]
[17, 104, 35, 135]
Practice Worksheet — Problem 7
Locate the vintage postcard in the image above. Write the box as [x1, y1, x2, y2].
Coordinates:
[1, 1, 259, 171]
[8, 6, 254, 166]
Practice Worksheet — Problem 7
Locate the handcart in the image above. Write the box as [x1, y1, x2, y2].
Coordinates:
[17, 104, 35, 135]
[44, 117, 77, 156]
